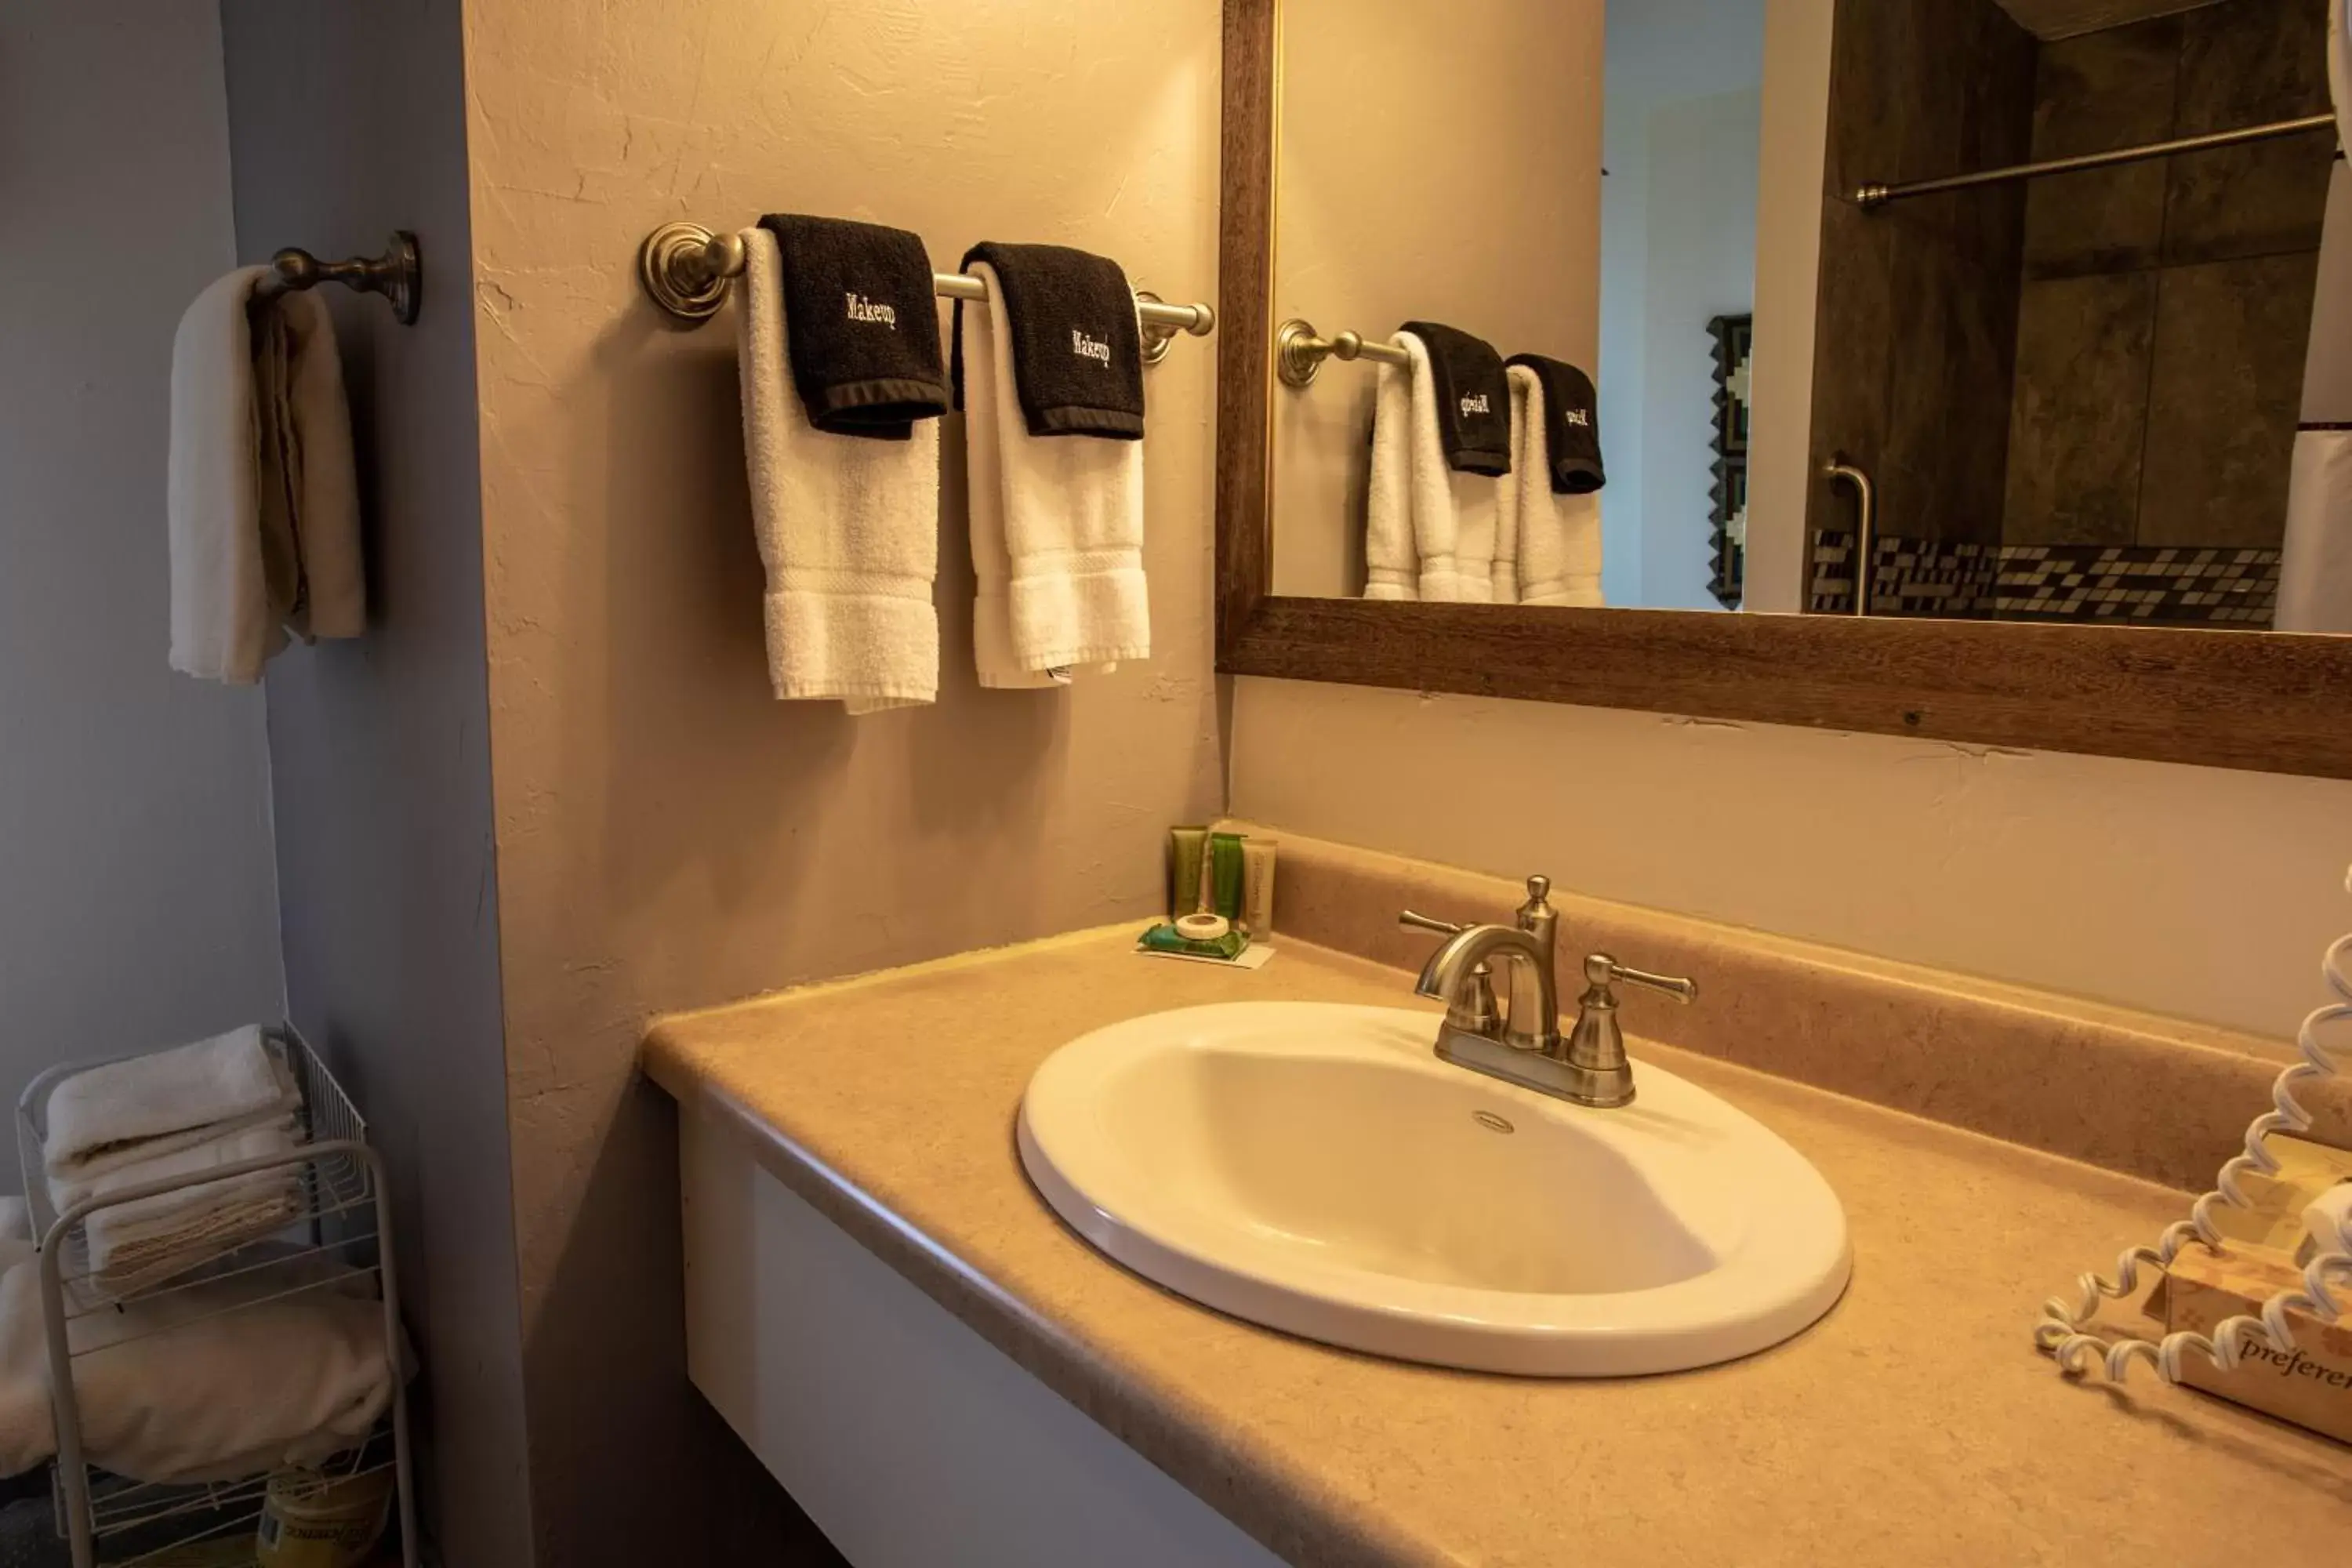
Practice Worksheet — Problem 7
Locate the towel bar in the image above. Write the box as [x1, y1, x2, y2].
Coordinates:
[256, 231, 423, 326]
[637, 220, 1214, 362]
[1273, 318, 1412, 387]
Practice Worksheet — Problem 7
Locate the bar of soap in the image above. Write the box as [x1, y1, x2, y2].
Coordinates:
[1138, 922, 1249, 961]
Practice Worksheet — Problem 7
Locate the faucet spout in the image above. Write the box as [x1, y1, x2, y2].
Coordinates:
[1414, 925, 1559, 1054]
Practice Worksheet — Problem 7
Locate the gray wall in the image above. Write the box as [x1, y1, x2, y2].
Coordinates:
[0, 2, 285, 1120]
[216, 2, 532, 1561]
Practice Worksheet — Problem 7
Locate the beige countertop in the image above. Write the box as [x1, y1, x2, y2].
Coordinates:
[643, 927, 2352, 1568]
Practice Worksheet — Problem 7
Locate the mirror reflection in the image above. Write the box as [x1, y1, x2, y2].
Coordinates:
[1266, 0, 2349, 632]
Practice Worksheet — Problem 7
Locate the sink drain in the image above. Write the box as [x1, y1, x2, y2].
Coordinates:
[1472, 1110, 1515, 1134]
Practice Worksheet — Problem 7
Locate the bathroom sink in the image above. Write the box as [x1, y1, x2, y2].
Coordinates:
[1016, 1002, 1850, 1376]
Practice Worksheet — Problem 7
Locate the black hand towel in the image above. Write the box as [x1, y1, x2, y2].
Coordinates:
[1399, 321, 1512, 477]
[1504, 354, 1606, 494]
[953, 242, 1145, 439]
[759, 214, 949, 441]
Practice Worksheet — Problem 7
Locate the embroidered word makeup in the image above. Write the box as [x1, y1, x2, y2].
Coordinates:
[844, 292, 898, 328]
[1073, 328, 1112, 365]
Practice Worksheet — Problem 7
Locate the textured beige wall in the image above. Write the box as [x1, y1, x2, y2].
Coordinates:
[460, 0, 1223, 1555]
[1230, 677, 2352, 1040]
[1269, 0, 1605, 597]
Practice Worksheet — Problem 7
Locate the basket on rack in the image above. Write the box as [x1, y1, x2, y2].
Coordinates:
[13, 1029, 416, 1568]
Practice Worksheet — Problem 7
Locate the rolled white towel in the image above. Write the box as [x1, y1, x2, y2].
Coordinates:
[41, 1025, 298, 1184]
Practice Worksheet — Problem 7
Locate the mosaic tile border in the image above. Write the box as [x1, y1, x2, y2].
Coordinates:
[1809, 533, 2281, 625]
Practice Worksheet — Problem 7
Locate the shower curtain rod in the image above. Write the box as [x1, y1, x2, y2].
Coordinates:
[1853, 111, 2336, 209]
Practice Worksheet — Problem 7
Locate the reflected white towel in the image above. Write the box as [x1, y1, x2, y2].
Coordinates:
[1503, 365, 1605, 607]
[42, 1025, 296, 1183]
[962, 260, 1149, 677]
[1364, 358, 1417, 600]
[0, 1254, 396, 1483]
[169, 271, 363, 683]
[1363, 333, 1502, 602]
[736, 227, 940, 711]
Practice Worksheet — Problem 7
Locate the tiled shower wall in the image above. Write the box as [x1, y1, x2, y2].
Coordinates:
[2002, 0, 2330, 551]
[1805, 0, 2039, 551]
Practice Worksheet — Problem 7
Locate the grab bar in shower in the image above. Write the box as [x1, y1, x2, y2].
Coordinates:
[1824, 456, 1876, 618]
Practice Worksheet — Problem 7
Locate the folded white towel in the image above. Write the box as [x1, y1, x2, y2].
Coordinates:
[169, 271, 364, 684]
[42, 1026, 297, 1183]
[0, 1254, 396, 1483]
[735, 227, 940, 712]
[1363, 333, 1503, 603]
[964, 260, 1150, 675]
[1503, 365, 1605, 607]
[53, 1120, 304, 1301]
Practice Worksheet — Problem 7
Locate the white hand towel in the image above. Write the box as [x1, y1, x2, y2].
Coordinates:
[1504, 364, 1606, 608]
[42, 1025, 297, 1183]
[964, 260, 1149, 676]
[0, 1254, 397, 1483]
[52, 1120, 305, 1301]
[169, 272, 364, 684]
[1364, 332, 1503, 603]
[960, 266, 1072, 688]
[735, 227, 941, 712]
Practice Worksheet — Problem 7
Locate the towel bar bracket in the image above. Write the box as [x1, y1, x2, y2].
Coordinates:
[263, 231, 422, 326]
[1276, 317, 1412, 388]
[639, 220, 735, 322]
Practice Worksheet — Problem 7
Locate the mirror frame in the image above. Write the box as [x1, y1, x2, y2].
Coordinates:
[1213, 0, 2352, 780]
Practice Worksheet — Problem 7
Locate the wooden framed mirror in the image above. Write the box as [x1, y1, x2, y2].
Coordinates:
[1214, 0, 2352, 779]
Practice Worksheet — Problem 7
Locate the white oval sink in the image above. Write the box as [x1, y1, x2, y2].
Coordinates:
[1017, 1002, 1850, 1376]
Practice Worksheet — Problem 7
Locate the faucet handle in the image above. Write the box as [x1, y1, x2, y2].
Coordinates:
[1581, 953, 1698, 1005]
[1399, 910, 1467, 938]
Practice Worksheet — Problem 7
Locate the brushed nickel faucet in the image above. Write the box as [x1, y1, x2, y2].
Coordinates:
[1400, 876, 1697, 1109]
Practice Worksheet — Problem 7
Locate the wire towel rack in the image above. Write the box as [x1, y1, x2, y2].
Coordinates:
[18, 1029, 418, 1568]
[636, 220, 1215, 361]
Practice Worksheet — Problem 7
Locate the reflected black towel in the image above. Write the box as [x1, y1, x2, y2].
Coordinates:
[759, 214, 949, 441]
[953, 242, 1145, 439]
[1400, 321, 1512, 477]
[1504, 354, 1605, 494]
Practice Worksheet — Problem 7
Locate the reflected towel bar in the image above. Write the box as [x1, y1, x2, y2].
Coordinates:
[1275, 318, 1411, 387]
[256, 231, 423, 325]
[1854, 111, 2336, 209]
[636, 220, 1214, 362]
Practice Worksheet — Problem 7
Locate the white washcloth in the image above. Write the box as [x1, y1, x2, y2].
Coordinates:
[1363, 332, 1502, 603]
[0, 1254, 397, 1483]
[1502, 364, 1605, 607]
[42, 1026, 296, 1184]
[169, 270, 364, 684]
[53, 1120, 304, 1301]
[735, 227, 940, 711]
[963, 261, 1150, 677]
